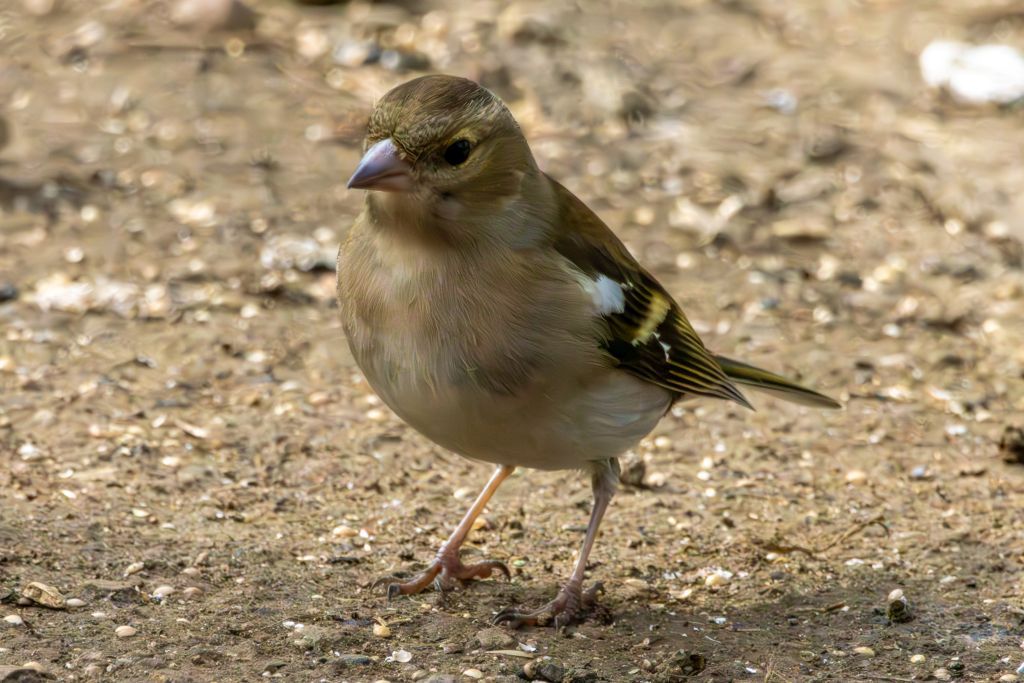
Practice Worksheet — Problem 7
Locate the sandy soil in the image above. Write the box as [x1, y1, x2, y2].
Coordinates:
[1, 0, 1024, 681]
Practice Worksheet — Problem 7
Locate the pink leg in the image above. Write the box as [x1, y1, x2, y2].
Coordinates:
[493, 460, 617, 628]
[374, 465, 514, 599]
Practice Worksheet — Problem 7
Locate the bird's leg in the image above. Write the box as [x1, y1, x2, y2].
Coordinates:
[494, 459, 618, 629]
[374, 465, 514, 599]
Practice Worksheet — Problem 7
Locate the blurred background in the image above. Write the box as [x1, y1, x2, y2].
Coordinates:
[1, 0, 1023, 681]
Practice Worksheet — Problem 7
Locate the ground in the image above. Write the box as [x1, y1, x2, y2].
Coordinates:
[1, 0, 1024, 681]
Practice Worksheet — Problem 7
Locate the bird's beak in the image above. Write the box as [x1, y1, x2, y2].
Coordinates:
[347, 138, 413, 192]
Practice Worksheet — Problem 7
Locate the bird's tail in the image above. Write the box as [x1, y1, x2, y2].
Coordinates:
[714, 355, 841, 409]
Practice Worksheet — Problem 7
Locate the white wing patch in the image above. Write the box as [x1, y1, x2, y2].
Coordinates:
[568, 265, 626, 316]
[592, 274, 626, 314]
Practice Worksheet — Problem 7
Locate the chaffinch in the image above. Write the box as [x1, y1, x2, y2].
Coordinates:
[338, 75, 839, 628]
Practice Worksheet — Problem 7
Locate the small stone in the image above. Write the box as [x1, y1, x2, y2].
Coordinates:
[887, 588, 912, 623]
[331, 525, 359, 538]
[0, 664, 51, 681]
[910, 654, 926, 664]
[336, 654, 372, 669]
[373, 622, 391, 638]
[3, 614, 24, 626]
[565, 671, 598, 683]
[998, 674, 1017, 682]
[0, 283, 18, 302]
[704, 570, 732, 588]
[845, 469, 868, 485]
[463, 669, 484, 680]
[21, 582, 66, 609]
[853, 646, 875, 657]
[999, 426, 1024, 464]
[182, 587, 202, 600]
[124, 562, 145, 577]
[933, 668, 951, 681]
[523, 658, 565, 682]
[473, 627, 516, 650]
[115, 625, 137, 638]
[392, 649, 413, 663]
[66, 598, 86, 608]
[152, 585, 175, 599]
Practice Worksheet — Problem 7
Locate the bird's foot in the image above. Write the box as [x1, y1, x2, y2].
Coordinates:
[493, 581, 603, 629]
[372, 553, 510, 600]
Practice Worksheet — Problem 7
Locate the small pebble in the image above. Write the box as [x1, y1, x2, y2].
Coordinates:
[4, 614, 24, 626]
[182, 587, 202, 599]
[115, 625, 137, 638]
[704, 569, 732, 588]
[392, 649, 412, 663]
[999, 674, 1018, 682]
[523, 658, 565, 682]
[933, 668, 951, 681]
[124, 561, 145, 577]
[463, 669, 484, 679]
[853, 646, 875, 657]
[474, 627, 516, 650]
[21, 581, 66, 609]
[887, 588, 912, 623]
[373, 622, 391, 638]
[910, 654, 926, 664]
[152, 585, 175, 599]
[332, 525, 359, 538]
[66, 598, 86, 608]
[845, 469, 868, 485]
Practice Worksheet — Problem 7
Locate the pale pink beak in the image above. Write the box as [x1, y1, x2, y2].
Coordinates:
[347, 138, 413, 192]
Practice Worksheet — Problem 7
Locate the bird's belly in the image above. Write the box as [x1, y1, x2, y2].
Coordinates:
[358, 354, 671, 471]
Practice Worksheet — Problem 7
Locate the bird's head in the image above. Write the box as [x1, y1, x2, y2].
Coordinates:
[348, 75, 543, 245]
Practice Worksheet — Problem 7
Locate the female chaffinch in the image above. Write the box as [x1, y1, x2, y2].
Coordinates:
[338, 75, 839, 628]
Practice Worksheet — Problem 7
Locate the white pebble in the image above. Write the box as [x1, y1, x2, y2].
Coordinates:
[704, 569, 732, 588]
[115, 625, 137, 638]
[152, 585, 175, 599]
[3, 614, 24, 626]
[920, 41, 1024, 104]
[373, 622, 391, 638]
[66, 598, 86, 608]
[853, 646, 875, 657]
[463, 669, 484, 679]
[182, 587, 202, 600]
[845, 469, 868, 485]
[910, 654, 926, 664]
[331, 525, 359, 538]
[124, 561, 145, 576]
[392, 649, 412, 663]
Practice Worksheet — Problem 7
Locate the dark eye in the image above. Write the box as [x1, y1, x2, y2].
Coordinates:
[443, 139, 472, 166]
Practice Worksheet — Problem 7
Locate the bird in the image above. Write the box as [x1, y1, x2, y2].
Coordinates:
[337, 74, 840, 628]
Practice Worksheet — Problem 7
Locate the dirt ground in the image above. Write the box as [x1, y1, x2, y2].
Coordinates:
[1, 0, 1024, 681]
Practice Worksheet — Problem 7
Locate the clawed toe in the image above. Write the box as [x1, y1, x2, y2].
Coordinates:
[371, 556, 508, 601]
[494, 581, 604, 629]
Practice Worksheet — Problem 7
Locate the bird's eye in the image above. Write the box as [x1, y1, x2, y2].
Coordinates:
[443, 139, 472, 166]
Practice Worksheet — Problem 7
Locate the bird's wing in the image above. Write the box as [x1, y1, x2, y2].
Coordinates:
[547, 176, 752, 409]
